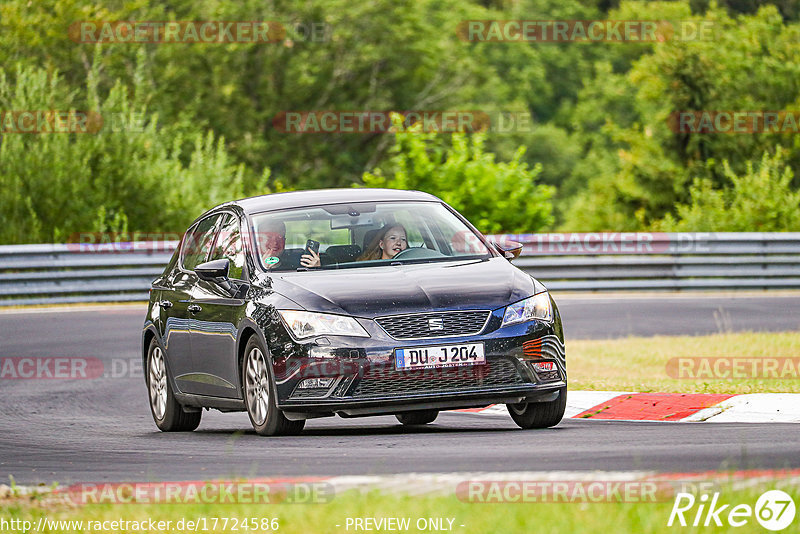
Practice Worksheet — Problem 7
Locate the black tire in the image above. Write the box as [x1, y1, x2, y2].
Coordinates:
[146, 338, 201, 432]
[395, 409, 439, 426]
[507, 387, 567, 429]
[242, 336, 305, 436]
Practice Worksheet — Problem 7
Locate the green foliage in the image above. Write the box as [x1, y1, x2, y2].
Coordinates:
[653, 148, 800, 231]
[561, 3, 800, 230]
[2, 0, 800, 242]
[362, 117, 554, 234]
[0, 63, 249, 243]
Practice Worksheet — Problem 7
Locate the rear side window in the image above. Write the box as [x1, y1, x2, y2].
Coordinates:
[210, 214, 246, 280]
[181, 215, 221, 271]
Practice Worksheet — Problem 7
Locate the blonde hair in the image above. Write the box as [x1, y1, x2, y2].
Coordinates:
[359, 224, 406, 261]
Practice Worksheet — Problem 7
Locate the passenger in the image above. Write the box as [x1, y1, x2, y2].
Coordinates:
[260, 220, 320, 269]
[359, 224, 408, 261]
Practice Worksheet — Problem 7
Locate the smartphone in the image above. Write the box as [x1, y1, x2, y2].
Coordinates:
[304, 239, 320, 256]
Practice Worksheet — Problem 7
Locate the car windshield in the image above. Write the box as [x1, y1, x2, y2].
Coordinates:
[250, 201, 492, 271]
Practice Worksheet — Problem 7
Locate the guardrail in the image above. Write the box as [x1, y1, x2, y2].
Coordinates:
[1, 232, 799, 306]
[0, 242, 176, 306]
[497, 232, 800, 292]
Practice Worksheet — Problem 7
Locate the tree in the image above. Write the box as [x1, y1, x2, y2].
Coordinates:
[0, 63, 251, 243]
[361, 117, 554, 234]
[653, 148, 800, 231]
[560, 3, 800, 230]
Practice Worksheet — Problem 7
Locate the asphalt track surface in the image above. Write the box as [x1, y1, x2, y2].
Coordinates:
[1, 294, 799, 484]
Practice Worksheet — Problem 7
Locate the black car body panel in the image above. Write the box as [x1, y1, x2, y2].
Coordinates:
[142, 189, 566, 421]
[272, 257, 538, 317]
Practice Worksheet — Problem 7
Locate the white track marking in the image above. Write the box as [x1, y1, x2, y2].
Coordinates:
[682, 393, 800, 423]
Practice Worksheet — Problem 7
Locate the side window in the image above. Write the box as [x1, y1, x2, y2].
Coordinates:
[181, 215, 221, 271]
[210, 214, 245, 280]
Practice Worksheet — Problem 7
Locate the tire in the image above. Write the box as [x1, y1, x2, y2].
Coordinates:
[395, 409, 439, 426]
[507, 387, 567, 429]
[243, 336, 305, 436]
[146, 338, 201, 432]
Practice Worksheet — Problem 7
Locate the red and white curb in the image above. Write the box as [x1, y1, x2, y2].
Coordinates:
[454, 391, 800, 422]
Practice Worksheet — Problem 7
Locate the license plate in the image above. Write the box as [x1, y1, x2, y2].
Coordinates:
[395, 342, 485, 370]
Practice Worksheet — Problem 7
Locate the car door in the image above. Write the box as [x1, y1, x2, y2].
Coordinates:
[186, 212, 249, 398]
[165, 213, 223, 395]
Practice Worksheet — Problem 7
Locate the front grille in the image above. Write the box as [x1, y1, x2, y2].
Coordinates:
[351, 358, 524, 398]
[290, 387, 331, 399]
[375, 311, 490, 339]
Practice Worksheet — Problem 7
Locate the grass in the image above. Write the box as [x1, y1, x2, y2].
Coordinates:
[568, 331, 800, 393]
[2, 331, 799, 532]
[2, 483, 799, 534]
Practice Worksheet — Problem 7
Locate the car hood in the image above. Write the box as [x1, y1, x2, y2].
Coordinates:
[269, 257, 540, 317]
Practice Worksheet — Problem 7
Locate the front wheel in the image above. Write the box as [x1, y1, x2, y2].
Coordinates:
[146, 338, 201, 432]
[243, 336, 305, 436]
[507, 387, 566, 429]
[396, 409, 439, 426]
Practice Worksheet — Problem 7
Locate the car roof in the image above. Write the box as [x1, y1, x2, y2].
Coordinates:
[224, 188, 441, 214]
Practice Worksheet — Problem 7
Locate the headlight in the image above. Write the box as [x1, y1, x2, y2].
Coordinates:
[501, 292, 552, 327]
[278, 310, 370, 340]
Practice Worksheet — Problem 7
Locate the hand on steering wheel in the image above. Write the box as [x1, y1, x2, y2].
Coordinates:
[391, 247, 415, 260]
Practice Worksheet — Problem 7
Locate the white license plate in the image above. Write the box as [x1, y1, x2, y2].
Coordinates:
[395, 342, 485, 370]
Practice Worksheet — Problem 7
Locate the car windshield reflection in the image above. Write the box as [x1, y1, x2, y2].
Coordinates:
[249, 201, 492, 272]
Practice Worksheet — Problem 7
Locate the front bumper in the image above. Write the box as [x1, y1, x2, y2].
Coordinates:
[266, 308, 567, 417]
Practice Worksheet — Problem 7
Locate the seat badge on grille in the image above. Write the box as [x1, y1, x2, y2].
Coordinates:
[428, 317, 444, 331]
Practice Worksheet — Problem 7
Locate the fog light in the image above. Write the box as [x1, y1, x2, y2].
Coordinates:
[530, 361, 560, 382]
[531, 362, 557, 373]
[298, 378, 335, 389]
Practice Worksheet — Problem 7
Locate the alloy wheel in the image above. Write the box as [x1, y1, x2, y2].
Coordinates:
[148, 346, 167, 420]
[245, 347, 270, 426]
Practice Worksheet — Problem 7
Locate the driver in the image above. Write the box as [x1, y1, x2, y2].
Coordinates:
[359, 224, 408, 260]
[260, 220, 320, 269]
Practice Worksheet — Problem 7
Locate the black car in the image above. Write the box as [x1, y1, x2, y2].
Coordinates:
[143, 188, 566, 436]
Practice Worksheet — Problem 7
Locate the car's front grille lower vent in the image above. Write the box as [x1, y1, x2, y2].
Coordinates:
[290, 387, 331, 399]
[351, 358, 523, 398]
[375, 310, 490, 339]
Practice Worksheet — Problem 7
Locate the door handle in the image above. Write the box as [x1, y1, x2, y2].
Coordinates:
[158, 300, 173, 309]
[188, 304, 202, 313]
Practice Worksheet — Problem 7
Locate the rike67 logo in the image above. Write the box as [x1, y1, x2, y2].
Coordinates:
[668, 490, 796, 531]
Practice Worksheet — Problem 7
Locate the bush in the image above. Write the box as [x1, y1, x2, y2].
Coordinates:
[361, 117, 554, 234]
[653, 148, 800, 231]
[0, 62, 253, 244]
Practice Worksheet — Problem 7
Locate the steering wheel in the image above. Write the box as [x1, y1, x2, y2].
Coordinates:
[390, 247, 445, 260]
[391, 247, 414, 260]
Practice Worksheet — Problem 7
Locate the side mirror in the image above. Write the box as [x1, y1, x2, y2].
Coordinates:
[195, 258, 230, 281]
[493, 240, 523, 260]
